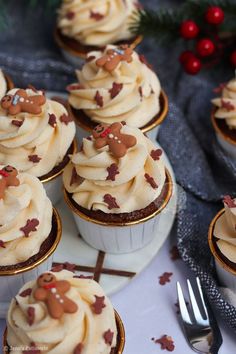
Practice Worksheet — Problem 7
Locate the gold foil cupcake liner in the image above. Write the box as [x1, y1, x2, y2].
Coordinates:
[64, 168, 173, 227]
[211, 108, 236, 146]
[3, 310, 125, 354]
[0, 207, 62, 277]
[208, 208, 236, 276]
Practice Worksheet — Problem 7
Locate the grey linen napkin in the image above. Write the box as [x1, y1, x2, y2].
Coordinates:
[0, 0, 236, 331]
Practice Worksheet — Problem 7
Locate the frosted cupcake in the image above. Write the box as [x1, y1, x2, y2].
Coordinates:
[55, 0, 142, 65]
[63, 123, 172, 253]
[0, 87, 76, 204]
[67, 45, 168, 142]
[208, 196, 236, 293]
[211, 78, 236, 158]
[0, 166, 61, 316]
[0, 70, 14, 98]
[4, 270, 125, 354]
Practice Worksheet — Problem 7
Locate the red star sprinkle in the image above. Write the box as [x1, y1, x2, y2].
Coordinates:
[23, 342, 41, 354]
[150, 149, 162, 161]
[28, 155, 41, 163]
[86, 55, 96, 62]
[11, 119, 23, 127]
[170, 246, 181, 261]
[0, 240, 5, 248]
[103, 194, 120, 210]
[154, 335, 175, 352]
[51, 264, 64, 272]
[159, 272, 173, 285]
[109, 82, 123, 99]
[94, 91, 104, 107]
[221, 99, 235, 111]
[70, 167, 84, 186]
[73, 343, 83, 354]
[91, 295, 106, 314]
[66, 84, 85, 91]
[223, 195, 236, 208]
[145, 173, 158, 189]
[27, 306, 35, 326]
[213, 83, 226, 93]
[139, 54, 153, 69]
[19, 288, 32, 297]
[20, 219, 39, 237]
[106, 163, 119, 181]
[90, 10, 104, 21]
[48, 113, 57, 127]
[66, 11, 75, 20]
[103, 329, 114, 346]
[60, 113, 74, 125]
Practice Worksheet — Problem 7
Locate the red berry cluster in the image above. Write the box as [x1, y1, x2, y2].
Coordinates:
[179, 6, 235, 75]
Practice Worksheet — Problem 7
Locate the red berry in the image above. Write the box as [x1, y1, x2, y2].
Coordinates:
[230, 51, 236, 67]
[180, 20, 199, 39]
[183, 56, 202, 75]
[196, 39, 215, 57]
[179, 50, 195, 64]
[205, 6, 224, 25]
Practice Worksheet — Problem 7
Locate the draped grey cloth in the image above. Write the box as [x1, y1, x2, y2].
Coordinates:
[0, 0, 236, 331]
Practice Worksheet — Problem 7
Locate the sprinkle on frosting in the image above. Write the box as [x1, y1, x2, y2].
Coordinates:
[103, 329, 114, 346]
[11, 119, 24, 127]
[109, 82, 123, 99]
[60, 113, 73, 125]
[70, 167, 84, 186]
[67, 83, 85, 91]
[66, 11, 75, 20]
[94, 91, 104, 107]
[151, 149, 163, 161]
[27, 306, 35, 326]
[28, 155, 41, 163]
[73, 343, 83, 354]
[103, 194, 120, 210]
[20, 219, 39, 237]
[0, 240, 5, 248]
[223, 195, 236, 208]
[90, 10, 104, 21]
[221, 99, 235, 111]
[92, 295, 106, 314]
[145, 173, 158, 189]
[19, 288, 32, 297]
[106, 163, 119, 181]
[48, 113, 57, 127]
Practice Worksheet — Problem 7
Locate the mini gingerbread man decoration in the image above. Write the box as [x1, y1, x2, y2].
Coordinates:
[96, 46, 133, 72]
[1, 89, 46, 115]
[0, 165, 20, 199]
[34, 273, 78, 319]
[92, 122, 137, 158]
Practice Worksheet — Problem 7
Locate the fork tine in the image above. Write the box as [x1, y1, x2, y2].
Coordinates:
[176, 281, 192, 325]
[196, 277, 209, 321]
[187, 279, 206, 324]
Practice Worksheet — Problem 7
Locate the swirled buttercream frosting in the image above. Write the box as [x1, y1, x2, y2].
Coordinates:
[0, 88, 75, 177]
[7, 270, 117, 354]
[0, 166, 52, 266]
[63, 123, 166, 213]
[57, 0, 138, 46]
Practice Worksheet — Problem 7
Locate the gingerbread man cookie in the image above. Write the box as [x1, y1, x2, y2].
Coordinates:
[0, 165, 20, 199]
[1, 89, 46, 115]
[96, 46, 133, 72]
[92, 122, 137, 158]
[34, 273, 78, 319]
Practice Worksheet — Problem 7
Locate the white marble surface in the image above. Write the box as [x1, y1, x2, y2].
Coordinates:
[1, 225, 235, 354]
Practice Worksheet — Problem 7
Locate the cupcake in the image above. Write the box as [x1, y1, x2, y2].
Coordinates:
[3, 269, 125, 354]
[0, 87, 76, 204]
[63, 122, 172, 253]
[67, 45, 168, 142]
[211, 78, 236, 158]
[55, 0, 142, 65]
[0, 70, 14, 98]
[208, 195, 236, 293]
[0, 166, 61, 316]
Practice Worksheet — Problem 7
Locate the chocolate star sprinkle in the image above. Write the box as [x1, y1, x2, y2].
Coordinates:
[213, 83, 226, 94]
[48, 113, 57, 127]
[103, 329, 114, 346]
[159, 272, 173, 286]
[70, 167, 84, 186]
[154, 335, 175, 352]
[109, 82, 123, 99]
[60, 113, 73, 125]
[28, 155, 41, 163]
[94, 91, 103, 107]
[106, 163, 119, 181]
[73, 343, 83, 354]
[11, 119, 23, 127]
[0, 240, 5, 248]
[150, 149, 162, 161]
[23, 342, 41, 354]
[19, 288, 32, 297]
[20, 219, 39, 237]
[27, 306, 35, 326]
[170, 245, 181, 261]
[91, 295, 106, 314]
[66, 11, 75, 20]
[66, 84, 85, 91]
[223, 195, 236, 208]
[221, 99, 235, 111]
[139, 54, 153, 69]
[90, 10, 104, 21]
[103, 194, 120, 210]
[145, 173, 158, 189]
[86, 55, 96, 62]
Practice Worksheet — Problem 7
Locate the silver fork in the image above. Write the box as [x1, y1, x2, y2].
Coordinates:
[176, 277, 222, 354]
